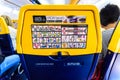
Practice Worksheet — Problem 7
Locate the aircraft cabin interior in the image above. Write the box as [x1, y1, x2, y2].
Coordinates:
[0, 0, 120, 80]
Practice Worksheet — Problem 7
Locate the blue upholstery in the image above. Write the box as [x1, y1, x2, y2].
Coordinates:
[109, 54, 120, 80]
[0, 55, 20, 76]
[20, 54, 99, 80]
[0, 34, 14, 56]
[101, 52, 116, 80]
[102, 53, 120, 80]
[102, 52, 120, 80]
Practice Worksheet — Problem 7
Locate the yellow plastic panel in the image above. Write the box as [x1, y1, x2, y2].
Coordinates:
[108, 21, 120, 53]
[0, 17, 9, 34]
[17, 5, 101, 56]
[69, 0, 80, 4]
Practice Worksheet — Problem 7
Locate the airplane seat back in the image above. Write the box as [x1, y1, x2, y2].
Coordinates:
[17, 5, 102, 80]
[102, 20, 120, 80]
[0, 17, 14, 56]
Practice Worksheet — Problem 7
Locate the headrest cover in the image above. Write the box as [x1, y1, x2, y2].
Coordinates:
[108, 21, 120, 53]
[0, 17, 9, 34]
[17, 5, 101, 56]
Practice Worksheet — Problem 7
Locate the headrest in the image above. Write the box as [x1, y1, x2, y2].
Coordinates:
[0, 17, 9, 34]
[108, 20, 120, 53]
[17, 5, 101, 56]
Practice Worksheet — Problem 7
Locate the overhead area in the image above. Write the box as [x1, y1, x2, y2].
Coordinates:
[0, 0, 32, 19]
[0, 0, 119, 20]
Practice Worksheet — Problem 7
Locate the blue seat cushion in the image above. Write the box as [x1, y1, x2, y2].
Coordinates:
[20, 54, 99, 80]
[0, 34, 14, 56]
[0, 55, 20, 76]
